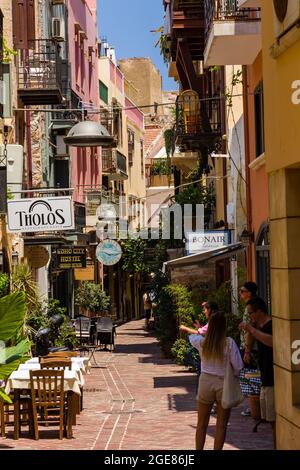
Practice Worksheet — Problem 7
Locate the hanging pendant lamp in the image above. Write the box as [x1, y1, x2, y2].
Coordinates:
[64, 121, 116, 147]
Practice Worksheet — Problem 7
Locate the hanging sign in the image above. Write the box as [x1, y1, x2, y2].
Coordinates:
[7, 196, 74, 233]
[74, 265, 95, 281]
[186, 230, 231, 255]
[56, 246, 87, 269]
[25, 246, 50, 269]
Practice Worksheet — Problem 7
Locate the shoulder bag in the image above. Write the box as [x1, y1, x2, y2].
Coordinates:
[221, 338, 244, 409]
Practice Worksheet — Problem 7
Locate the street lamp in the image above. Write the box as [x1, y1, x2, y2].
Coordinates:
[64, 121, 116, 148]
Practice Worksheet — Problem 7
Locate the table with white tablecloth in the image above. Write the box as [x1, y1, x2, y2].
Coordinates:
[5, 369, 81, 440]
[26, 357, 91, 374]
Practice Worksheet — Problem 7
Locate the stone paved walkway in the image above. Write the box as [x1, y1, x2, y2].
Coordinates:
[0, 319, 273, 450]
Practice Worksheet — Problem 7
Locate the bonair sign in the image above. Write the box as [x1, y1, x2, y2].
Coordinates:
[7, 197, 75, 233]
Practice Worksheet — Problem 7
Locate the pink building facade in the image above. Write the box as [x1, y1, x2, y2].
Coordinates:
[68, 0, 100, 203]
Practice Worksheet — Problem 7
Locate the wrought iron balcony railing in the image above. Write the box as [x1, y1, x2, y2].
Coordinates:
[102, 149, 127, 176]
[17, 39, 63, 104]
[205, 0, 261, 40]
[175, 90, 222, 150]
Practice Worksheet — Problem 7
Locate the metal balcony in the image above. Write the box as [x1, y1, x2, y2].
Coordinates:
[102, 149, 128, 181]
[17, 39, 63, 105]
[175, 90, 222, 152]
[204, 0, 261, 66]
[165, 0, 205, 64]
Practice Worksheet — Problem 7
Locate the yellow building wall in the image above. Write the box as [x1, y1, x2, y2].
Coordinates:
[262, 0, 300, 449]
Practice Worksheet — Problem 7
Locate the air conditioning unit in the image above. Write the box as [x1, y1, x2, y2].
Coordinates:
[52, 17, 65, 42]
[56, 135, 68, 156]
[0, 144, 24, 196]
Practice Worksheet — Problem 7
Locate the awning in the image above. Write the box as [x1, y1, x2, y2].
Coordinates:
[23, 236, 68, 246]
[163, 242, 245, 271]
[51, 119, 78, 131]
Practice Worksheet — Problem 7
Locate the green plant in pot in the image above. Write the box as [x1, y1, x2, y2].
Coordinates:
[75, 282, 110, 317]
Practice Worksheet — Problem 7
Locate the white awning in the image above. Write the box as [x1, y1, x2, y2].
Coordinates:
[162, 243, 245, 272]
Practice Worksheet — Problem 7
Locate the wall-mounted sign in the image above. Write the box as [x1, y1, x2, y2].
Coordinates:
[96, 240, 122, 266]
[7, 197, 74, 233]
[24, 246, 49, 269]
[74, 265, 95, 281]
[186, 230, 231, 255]
[56, 246, 87, 269]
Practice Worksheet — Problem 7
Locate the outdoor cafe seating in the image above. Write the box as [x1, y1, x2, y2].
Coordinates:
[1, 353, 90, 440]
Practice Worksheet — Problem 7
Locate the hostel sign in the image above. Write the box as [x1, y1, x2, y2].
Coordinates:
[186, 230, 231, 255]
[7, 197, 74, 233]
[56, 246, 87, 269]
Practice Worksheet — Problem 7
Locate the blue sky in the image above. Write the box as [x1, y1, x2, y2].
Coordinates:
[97, 0, 178, 91]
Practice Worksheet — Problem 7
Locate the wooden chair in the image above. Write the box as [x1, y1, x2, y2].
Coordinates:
[1, 391, 33, 438]
[29, 369, 70, 440]
[40, 358, 72, 370]
[47, 351, 78, 358]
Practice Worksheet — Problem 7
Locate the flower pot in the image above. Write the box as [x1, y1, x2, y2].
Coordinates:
[249, 395, 261, 420]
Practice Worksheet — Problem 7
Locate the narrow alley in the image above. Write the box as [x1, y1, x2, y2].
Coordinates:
[0, 320, 273, 451]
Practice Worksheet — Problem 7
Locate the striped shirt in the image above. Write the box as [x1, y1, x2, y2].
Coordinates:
[189, 334, 243, 377]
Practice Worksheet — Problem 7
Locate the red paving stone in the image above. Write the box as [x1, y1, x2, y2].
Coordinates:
[0, 319, 274, 450]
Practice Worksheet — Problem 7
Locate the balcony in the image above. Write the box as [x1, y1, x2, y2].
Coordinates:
[102, 149, 128, 181]
[175, 90, 222, 152]
[165, 0, 205, 64]
[204, 0, 261, 66]
[17, 39, 63, 105]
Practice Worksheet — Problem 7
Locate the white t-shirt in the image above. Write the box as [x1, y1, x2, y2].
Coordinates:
[189, 334, 243, 377]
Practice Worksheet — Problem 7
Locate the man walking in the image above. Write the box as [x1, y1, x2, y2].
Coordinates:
[239, 297, 275, 448]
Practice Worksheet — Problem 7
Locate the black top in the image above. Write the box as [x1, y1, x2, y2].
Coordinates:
[257, 320, 274, 387]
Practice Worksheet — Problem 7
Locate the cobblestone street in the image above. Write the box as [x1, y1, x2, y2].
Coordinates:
[0, 320, 274, 451]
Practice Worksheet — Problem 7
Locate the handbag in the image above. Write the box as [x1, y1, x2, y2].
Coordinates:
[221, 338, 244, 409]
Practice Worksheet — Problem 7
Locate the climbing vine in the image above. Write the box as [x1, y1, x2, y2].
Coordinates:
[3, 38, 17, 63]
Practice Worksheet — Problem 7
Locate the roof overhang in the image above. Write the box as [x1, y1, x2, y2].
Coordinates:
[163, 242, 244, 271]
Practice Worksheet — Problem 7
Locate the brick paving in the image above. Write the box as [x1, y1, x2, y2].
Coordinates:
[0, 319, 273, 450]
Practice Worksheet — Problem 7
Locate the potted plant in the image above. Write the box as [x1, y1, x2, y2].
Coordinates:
[75, 282, 110, 318]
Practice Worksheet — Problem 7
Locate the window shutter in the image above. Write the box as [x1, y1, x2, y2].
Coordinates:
[12, 0, 28, 49]
[27, 0, 36, 43]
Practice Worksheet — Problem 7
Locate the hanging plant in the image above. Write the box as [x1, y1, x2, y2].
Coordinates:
[152, 26, 171, 65]
[164, 129, 174, 158]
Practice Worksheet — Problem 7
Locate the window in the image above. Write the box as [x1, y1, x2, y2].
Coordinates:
[254, 82, 265, 158]
[99, 80, 108, 104]
[54, 159, 69, 189]
[140, 140, 144, 176]
[113, 101, 122, 145]
[127, 129, 135, 167]
[256, 223, 271, 313]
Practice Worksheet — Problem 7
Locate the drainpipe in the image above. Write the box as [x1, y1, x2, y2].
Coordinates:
[220, 67, 228, 226]
[25, 109, 33, 191]
[242, 65, 253, 280]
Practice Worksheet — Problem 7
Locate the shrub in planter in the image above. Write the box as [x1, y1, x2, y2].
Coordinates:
[156, 284, 195, 357]
[75, 282, 110, 317]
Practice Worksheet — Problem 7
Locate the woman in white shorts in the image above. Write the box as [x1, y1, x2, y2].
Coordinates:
[183, 312, 243, 450]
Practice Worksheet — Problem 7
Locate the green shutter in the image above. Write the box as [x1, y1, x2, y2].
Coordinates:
[99, 80, 108, 104]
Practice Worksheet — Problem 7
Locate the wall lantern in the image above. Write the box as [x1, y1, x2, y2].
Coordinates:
[64, 121, 116, 148]
[240, 228, 254, 245]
